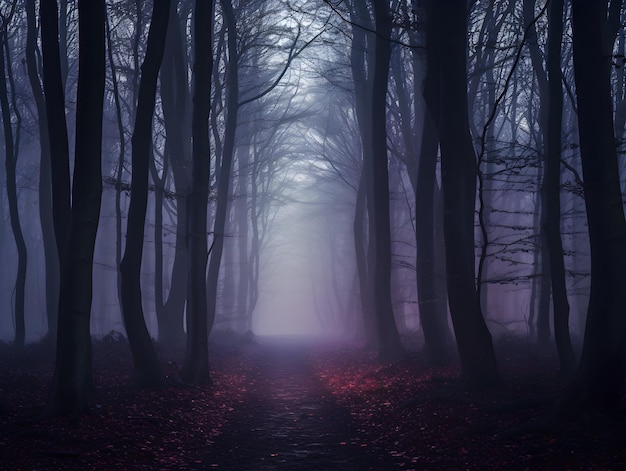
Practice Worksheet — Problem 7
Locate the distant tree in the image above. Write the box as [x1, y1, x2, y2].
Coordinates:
[557, 0, 626, 419]
[46, 0, 106, 415]
[424, 0, 499, 388]
[0, 1, 27, 346]
[119, 0, 170, 387]
[181, 0, 215, 385]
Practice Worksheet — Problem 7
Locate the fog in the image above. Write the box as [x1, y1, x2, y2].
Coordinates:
[0, 0, 603, 361]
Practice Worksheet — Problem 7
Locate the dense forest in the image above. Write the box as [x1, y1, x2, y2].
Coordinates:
[1, 0, 626, 468]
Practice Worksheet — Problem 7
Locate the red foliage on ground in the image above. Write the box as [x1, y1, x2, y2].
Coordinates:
[0, 335, 247, 470]
[2, 335, 626, 470]
[311, 338, 626, 470]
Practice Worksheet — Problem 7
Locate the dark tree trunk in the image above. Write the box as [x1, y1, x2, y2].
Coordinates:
[119, 0, 170, 388]
[47, 0, 106, 415]
[40, 0, 71, 285]
[557, 0, 626, 419]
[181, 0, 215, 385]
[26, 0, 59, 338]
[414, 112, 452, 364]
[0, 30, 27, 347]
[105, 6, 128, 318]
[390, 38, 452, 364]
[413, 36, 453, 364]
[348, 0, 384, 349]
[205, 0, 239, 336]
[236, 139, 250, 333]
[370, 0, 405, 362]
[158, 1, 191, 346]
[543, 0, 576, 375]
[353, 171, 376, 344]
[425, 0, 499, 388]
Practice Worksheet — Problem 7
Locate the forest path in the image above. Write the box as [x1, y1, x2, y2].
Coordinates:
[200, 336, 397, 470]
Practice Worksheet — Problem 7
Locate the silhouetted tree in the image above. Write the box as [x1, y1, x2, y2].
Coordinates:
[542, 0, 576, 374]
[425, 0, 499, 388]
[155, 0, 191, 345]
[40, 0, 71, 296]
[25, 0, 58, 338]
[0, 2, 27, 346]
[206, 0, 239, 335]
[370, 0, 405, 362]
[47, 0, 106, 415]
[557, 0, 626, 419]
[119, 0, 170, 388]
[181, 0, 215, 385]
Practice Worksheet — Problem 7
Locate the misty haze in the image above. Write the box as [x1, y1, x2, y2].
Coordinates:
[1, 0, 626, 469]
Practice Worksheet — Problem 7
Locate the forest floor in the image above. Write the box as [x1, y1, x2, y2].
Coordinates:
[0, 333, 625, 470]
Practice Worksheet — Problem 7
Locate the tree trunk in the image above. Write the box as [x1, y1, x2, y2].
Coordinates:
[236, 140, 250, 333]
[414, 112, 452, 364]
[0, 30, 27, 347]
[119, 0, 170, 388]
[26, 0, 59, 338]
[557, 0, 626, 419]
[543, 0, 576, 374]
[47, 0, 106, 415]
[353, 171, 376, 344]
[426, 0, 499, 388]
[370, 0, 405, 362]
[181, 0, 215, 385]
[205, 0, 239, 336]
[158, 1, 191, 346]
[40, 0, 71, 292]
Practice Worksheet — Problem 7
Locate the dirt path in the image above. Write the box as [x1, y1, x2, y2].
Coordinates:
[201, 337, 398, 470]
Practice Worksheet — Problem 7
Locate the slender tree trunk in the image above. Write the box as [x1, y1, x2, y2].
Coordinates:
[236, 141, 250, 333]
[158, 1, 191, 346]
[523, 0, 552, 349]
[426, 0, 498, 388]
[181, 0, 215, 385]
[40, 0, 71, 292]
[349, 0, 378, 348]
[0, 31, 27, 347]
[370, 0, 405, 362]
[414, 112, 452, 364]
[557, 0, 626, 419]
[119, 0, 170, 388]
[353, 171, 376, 344]
[26, 0, 59, 338]
[206, 0, 238, 335]
[543, 0, 576, 374]
[47, 0, 106, 415]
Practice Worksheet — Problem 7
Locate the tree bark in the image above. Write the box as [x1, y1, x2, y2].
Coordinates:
[40, 0, 71, 287]
[543, 0, 576, 374]
[119, 0, 170, 388]
[47, 0, 106, 415]
[425, 0, 499, 388]
[0, 27, 27, 347]
[348, 0, 381, 349]
[370, 0, 405, 362]
[557, 0, 626, 418]
[181, 0, 215, 385]
[26, 0, 59, 338]
[205, 0, 239, 336]
[158, 2, 191, 346]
